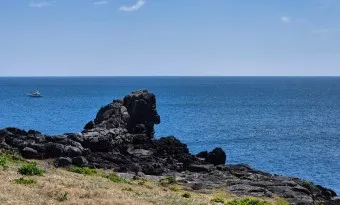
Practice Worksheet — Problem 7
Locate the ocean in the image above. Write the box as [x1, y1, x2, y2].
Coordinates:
[0, 77, 339, 193]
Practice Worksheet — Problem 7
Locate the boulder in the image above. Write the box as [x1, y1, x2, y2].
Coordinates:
[45, 143, 65, 157]
[84, 121, 95, 130]
[55, 157, 72, 167]
[66, 146, 82, 158]
[205, 147, 226, 165]
[329, 197, 340, 205]
[66, 133, 84, 143]
[315, 185, 337, 199]
[21, 147, 41, 158]
[30, 144, 47, 153]
[72, 156, 88, 167]
[191, 182, 204, 190]
[196, 151, 208, 158]
[155, 136, 191, 159]
[84, 136, 113, 152]
[142, 163, 164, 175]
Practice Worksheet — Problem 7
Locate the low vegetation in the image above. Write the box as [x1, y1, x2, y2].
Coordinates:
[0, 150, 291, 205]
[182, 192, 191, 198]
[276, 198, 290, 205]
[0, 156, 9, 170]
[169, 184, 182, 192]
[56, 192, 69, 202]
[0, 150, 26, 163]
[122, 187, 134, 192]
[14, 177, 37, 185]
[67, 167, 97, 175]
[18, 162, 44, 176]
[103, 173, 130, 183]
[211, 196, 225, 204]
[0, 150, 26, 170]
[164, 175, 176, 184]
[160, 175, 177, 187]
[316, 201, 326, 205]
[226, 198, 271, 205]
[133, 178, 154, 189]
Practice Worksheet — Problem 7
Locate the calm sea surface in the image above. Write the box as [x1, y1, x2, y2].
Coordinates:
[0, 77, 339, 193]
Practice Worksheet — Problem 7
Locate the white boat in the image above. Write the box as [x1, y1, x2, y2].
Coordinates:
[27, 91, 42, 97]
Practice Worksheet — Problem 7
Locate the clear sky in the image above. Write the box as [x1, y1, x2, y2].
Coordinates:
[0, 0, 339, 76]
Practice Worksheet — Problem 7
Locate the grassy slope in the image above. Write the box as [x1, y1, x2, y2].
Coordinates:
[0, 153, 288, 205]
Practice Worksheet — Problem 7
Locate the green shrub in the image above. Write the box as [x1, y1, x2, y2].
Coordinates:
[56, 192, 68, 202]
[104, 173, 130, 183]
[14, 177, 37, 185]
[160, 175, 176, 186]
[0, 157, 8, 170]
[276, 198, 290, 205]
[135, 178, 148, 185]
[226, 198, 271, 205]
[164, 176, 176, 184]
[316, 201, 326, 205]
[18, 162, 44, 176]
[211, 197, 225, 204]
[67, 167, 97, 175]
[0, 150, 26, 163]
[135, 179, 153, 189]
[182, 192, 191, 198]
[302, 181, 312, 186]
[0, 150, 27, 170]
[169, 184, 181, 192]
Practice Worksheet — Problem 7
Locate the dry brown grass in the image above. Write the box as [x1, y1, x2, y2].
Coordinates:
[0, 159, 288, 205]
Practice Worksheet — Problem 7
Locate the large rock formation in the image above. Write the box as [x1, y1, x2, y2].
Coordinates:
[0, 90, 337, 205]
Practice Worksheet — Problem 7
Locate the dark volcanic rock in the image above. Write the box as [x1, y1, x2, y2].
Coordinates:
[187, 164, 214, 173]
[84, 121, 94, 130]
[45, 143, 65, 157]
[196, 151, 208, 158]
[21, 147, 41, 158]
[123, 90, 160, 137]
[0, 89, 337, 205]
[84, 135, 114, 152]
[72, 156, 88, 167]
[66, 146, 82, 158]
[155, 137, 190, 159]
[142, 163, 164, 175]
[55, 157, 72, 167]
[191, 183, 204, 190]
[205, 147, 226, 165]
[329, 197, 340, 205]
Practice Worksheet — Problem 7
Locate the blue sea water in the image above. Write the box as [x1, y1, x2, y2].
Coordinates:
[0, 77, 339, 193]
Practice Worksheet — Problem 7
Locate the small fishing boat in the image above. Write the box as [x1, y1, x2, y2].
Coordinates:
[27, 91, 42, 97]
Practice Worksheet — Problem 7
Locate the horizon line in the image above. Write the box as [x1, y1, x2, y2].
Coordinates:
[1, 75, 340, 78]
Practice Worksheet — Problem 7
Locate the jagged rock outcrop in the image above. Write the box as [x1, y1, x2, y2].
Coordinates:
[0, 89, 337, 205]
[197, 147, 226, 165]
[175, 164, 337, 205]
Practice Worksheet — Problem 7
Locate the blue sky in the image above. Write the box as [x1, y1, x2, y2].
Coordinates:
[0, 0, 339, 76]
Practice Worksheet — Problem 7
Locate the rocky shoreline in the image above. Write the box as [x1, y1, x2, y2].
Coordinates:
[0, 90, 338, 205]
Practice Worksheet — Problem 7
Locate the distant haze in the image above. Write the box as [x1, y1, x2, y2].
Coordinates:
[0, 0, 339, 76]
